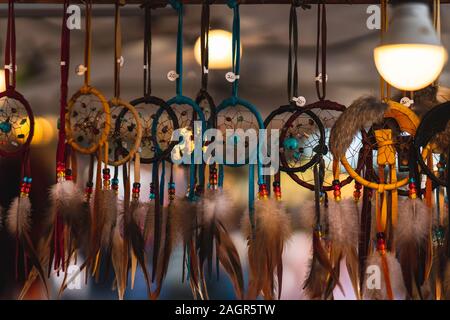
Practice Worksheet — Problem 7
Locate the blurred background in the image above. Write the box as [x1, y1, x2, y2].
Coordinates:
[0, 3, 449, 300]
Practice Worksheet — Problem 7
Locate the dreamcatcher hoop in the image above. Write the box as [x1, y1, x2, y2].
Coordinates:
[414, 101, 450, 187]
[66, 1, 110, 155]
[341, 101, 425, 191]
[0, 0, 34, 158]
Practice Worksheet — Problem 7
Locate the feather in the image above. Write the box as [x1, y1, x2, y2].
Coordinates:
[111, 221, 126, 300]
[243, 199, 291, 300]
[443, 261, 450, 299]
[197, 190, 244, 299]
[49, 180, 85, 221]
[126, 200, 152, 297]
[298, 199, 327, 230]
[327, 198, 360, 298]
[98, 190, 119, 248]
[152, 201, 178, 299]
[330, 96, 387, 158]
[362, 251, 406, 300]
[7, 196, 31, 237]
[396, 198, 431, 247]
[437, 85, 450, 103]
[327, 199, 359, 248]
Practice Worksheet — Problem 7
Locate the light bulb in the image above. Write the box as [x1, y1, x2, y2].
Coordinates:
[374, 2, 448, 91]
[194, 29, 242, 70]
[374, 44, 447, 91]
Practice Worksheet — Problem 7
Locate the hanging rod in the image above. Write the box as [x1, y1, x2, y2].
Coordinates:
[0, 0, 449, 4]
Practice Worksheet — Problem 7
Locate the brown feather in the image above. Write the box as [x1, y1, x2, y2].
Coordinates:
[243, 199, 291, 300]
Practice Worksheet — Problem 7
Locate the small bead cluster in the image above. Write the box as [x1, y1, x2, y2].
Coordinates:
[208, 166, 218, 190]
[65, 169, 73, 181]
[132, 182, 140, 200]
[168, 182, 176, 201]
[376, 232, 386, 254]
[111, 178, 119, 194]
[272, 181, 281, 200]
[149, 182, 156, 200]
[102, 168, 111, 190]
[332, 179, 341, 201]
[20, 176, 32, 198]
[408, 177, 417, 199]
[85, 181, 93, 201]
[353, 181, 362, 201]
[258, 183, 268, 199]
[56, 161, 65, 181]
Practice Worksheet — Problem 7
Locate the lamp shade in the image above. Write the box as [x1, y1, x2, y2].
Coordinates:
[374, 2, 448, 91]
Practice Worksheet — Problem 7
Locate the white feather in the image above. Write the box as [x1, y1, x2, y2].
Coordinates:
[327, 198, 360, 247]
[7, 196, 31, 236]
[49, 180, 85, 219]
[130, 201, 152, 234]
[395, 198, 431, 246]
[200, 190, 234, 224]
[362, 251, 406, 300]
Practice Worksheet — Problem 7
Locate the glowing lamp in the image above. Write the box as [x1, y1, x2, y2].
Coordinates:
[374, 2, 447, 91]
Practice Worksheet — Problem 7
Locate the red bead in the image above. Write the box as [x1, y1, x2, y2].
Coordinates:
[333, 190, 341, 197]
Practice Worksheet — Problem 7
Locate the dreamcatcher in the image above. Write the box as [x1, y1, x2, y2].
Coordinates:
[90, 0, 146, 299]
[1, 0, 47, 291]
[183, 0, 244, 300]
[47, 0, 88, 286]
[149, 0, 207, 299]
[414, 102, 450, 299]
[65, 0, 111, 277]
[282, 2, 363, 194]
[125, 1, 179, 299]
[215, 0, 286, 300]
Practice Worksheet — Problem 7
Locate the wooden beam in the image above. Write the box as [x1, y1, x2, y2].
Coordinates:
[0, 0, 449, 4]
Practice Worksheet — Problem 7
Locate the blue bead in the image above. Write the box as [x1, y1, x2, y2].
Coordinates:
[27, 177, 32, 183]
[0, 121, 12, 133]
[293, 151, 301, 160]
[283, 137, 299, 150]
[149, 193, 156, 200]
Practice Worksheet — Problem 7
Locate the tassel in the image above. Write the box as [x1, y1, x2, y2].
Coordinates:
[197, 190, 244, 299]
[7, 197, 31, 237]
[243, 198, 291, 300]
[362, 251, 406, 300]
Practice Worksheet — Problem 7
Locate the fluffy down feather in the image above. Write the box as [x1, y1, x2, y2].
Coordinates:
[243, 199, 291, 299]
[49, 180, 85, 220]
[330, 96, 387, 158]
[298, 199, 328, 230]
[7, 196, 31, 236]
[362, 252, 406, 300]
[327, 198, 360, 248]
[395, 198, 431, 247]
[201, 190, 234, 224]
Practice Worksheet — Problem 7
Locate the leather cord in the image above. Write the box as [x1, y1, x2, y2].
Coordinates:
[4, 0, 16, 89]
[143, 2, 152, 97]
[84, 0, 92, 86]
[287, 3, 299, 103]
[315, 1, 326, 101]
[200, 0, 210, 91]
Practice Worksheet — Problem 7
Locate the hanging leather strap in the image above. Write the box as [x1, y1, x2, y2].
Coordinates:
[315, 1, 326, 101]
[114, 0, 124, 99]
[4, 0, 16, 89]
[56, 0, 71, 172]
[380, 0, 390, 101]
[143, 2, 152, 97]
[287, 3, 299, 103]
[228, 0, 240, 98]
[169, 0, 184, 97]
[200, 0, 210, 91]
[84, 0, 92, 86]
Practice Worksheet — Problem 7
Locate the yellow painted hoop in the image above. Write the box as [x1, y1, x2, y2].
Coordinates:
[341, 100, 425, 192]
[105, 97, 143, 167]
[66, 85, 111, 155]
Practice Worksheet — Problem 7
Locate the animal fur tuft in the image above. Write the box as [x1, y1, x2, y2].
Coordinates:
[330, 96, 387, 158]
[7, 196, 32, 236]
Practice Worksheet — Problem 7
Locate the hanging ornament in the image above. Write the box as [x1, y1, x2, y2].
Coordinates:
[0, 0, 48, 294]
